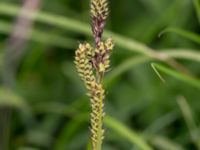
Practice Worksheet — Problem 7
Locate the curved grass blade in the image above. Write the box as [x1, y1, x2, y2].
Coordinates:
[159, 27, 200, 44]
[150, 135, 185, 150]
[144, 110, 179, 135]
[177, 96, 200, 149]
[0, 21, 76, 49]
[144, 111, 184, 150]
[163, 49, 200, 63]
[151, 63, 200, 90]
[193, 0, 200, 25]
[104, 116, 153, 150]
[151, 63, 166, 83]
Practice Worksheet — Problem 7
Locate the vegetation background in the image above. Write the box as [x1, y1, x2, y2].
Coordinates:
[0, 0, 200, 150]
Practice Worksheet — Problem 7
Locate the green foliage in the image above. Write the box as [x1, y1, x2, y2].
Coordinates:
[104, 116, 153, 150]
[151, 63, 200, 89]
[0, 0, 200, 150]
[177, 96, 200, 149]
[160, 27, 200, 45]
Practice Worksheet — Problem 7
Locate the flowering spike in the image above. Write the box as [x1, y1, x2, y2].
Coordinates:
[90, 0, 109, 20]
[75, 0, 114, 150]
[91, 0, 109, 46]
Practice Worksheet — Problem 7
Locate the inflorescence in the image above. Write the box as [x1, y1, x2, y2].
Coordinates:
[75, 0, 114, 149]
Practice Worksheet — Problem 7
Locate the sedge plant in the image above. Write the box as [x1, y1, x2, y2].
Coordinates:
[74, 0, 114, 150]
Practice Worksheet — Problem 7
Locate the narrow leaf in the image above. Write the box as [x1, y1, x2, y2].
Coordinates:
[104, 116, 153, 150]
[159, 27, 200, 44]
[151, 63, 200, 90]
[177, 96, 200, 149]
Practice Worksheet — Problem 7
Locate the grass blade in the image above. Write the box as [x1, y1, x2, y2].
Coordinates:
[0, 21, 76, 49]
[150, 135, 185, 150]
[151, 63, 200, 90]
[104, 116, 153, 150]
[163, 49, 200, 63]
[144, 111, 178, 135]
[193, 0, 200, 24]
[151, 63, 166, 83]
[177, 96, 200, 149]
[159, 27, 200, 44]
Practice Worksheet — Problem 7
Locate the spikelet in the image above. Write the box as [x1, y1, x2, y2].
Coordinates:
[74, 43, 95, 91]
[94, 38, 114, 73]
[90, 0, 109, 20]
[91, 0, 109, 45]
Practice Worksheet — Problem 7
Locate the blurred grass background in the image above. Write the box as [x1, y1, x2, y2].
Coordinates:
[0, 0, 200, 150]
